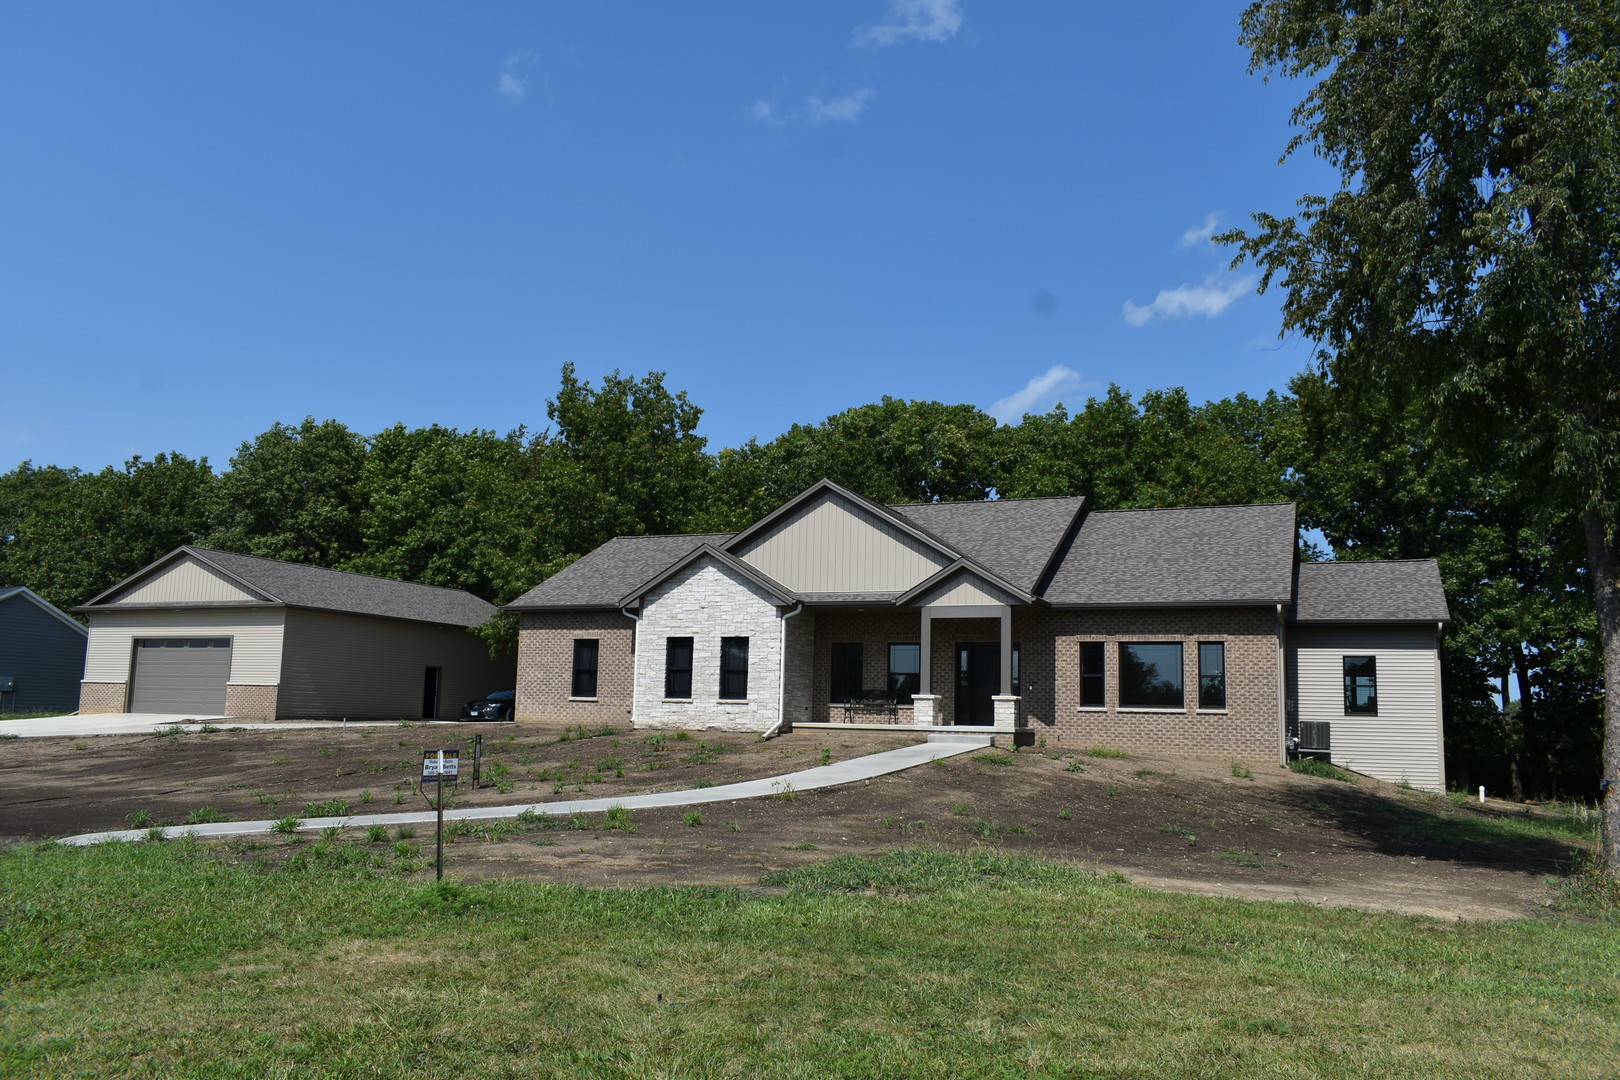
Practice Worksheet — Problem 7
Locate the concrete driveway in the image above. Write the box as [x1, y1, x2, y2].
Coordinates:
[0, 714, 405, 739]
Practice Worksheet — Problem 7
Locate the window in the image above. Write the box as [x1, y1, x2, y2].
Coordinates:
[830, 643, 863, 702]
[888, 643, 921, 705]
[1344, 656, 1378, 714]
[665, 637, 693, 699]
[571, 639, 599, 698]
[1079, 642, 1105, 707]
[1119, 642, 1183, 709]
[720, 637, 749, 700]
[1012, 643, 1021, 696]
[1198, 642, 1226, 710]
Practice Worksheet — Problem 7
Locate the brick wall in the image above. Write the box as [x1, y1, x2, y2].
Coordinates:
[516, 611, 636, 727]
[633, 558, 786, 732]
[225, 683, 279, 720]
[79, 681, 127, 714]
[1043, 607, 1280, 758]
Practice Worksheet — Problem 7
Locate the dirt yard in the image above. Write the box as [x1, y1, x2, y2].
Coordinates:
[0, 724, 1591, 920]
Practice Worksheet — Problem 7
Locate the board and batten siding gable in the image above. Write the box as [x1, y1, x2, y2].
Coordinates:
[733, 491, 951, 593]
[917, 573, 1021, 609]
[83, 609, 285, 684]
[104, 556, 267, 605]
[1291, 625, 1444, 791]
[276, 609, 512, 719]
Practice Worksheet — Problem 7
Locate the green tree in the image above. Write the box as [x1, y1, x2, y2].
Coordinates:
[0, 454, 217, 612]
[1226, 1, 1620, 864]
[209, 418, 368, 567]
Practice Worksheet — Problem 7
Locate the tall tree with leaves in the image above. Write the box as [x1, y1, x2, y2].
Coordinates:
[209, 418, 369, 567]
[1225, 1, 1620, 865]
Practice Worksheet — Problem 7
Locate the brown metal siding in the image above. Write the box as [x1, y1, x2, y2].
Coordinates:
[277, 609, 514, 720]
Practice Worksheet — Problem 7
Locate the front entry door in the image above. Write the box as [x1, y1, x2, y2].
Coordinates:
[955, 643, 998, 725]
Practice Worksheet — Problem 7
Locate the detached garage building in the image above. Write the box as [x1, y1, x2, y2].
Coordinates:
[75, 547, 513, 720]
[0, 586, 89, 713]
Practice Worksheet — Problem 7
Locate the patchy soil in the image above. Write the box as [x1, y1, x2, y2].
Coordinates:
[1, 726, 1592, 920]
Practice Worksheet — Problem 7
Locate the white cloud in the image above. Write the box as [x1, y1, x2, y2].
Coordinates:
[1122, 274, 1255, 327]
[989, 364, 1084, 424]
[1179, 212, 1220, 248]
[748, 100, 776, 122]
[807, 88, 875, 123]
[497, 51, 535, 103]
[854, 0, 964, 47]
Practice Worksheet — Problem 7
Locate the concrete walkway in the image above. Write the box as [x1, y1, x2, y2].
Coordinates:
[2, 714, 450, 739]
[58, 735, 993, 846]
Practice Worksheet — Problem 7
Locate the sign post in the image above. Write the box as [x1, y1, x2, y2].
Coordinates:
[420, 749, 461, 882]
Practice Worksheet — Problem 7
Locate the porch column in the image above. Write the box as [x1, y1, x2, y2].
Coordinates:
[912, 608, 939, 728]
[993, 604, 1019, 733]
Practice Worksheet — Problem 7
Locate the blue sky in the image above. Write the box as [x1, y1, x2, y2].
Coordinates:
[1, 1, 1337, 475]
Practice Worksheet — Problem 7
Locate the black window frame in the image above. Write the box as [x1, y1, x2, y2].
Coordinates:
[664, 636, 694, 699]
[888, 642, 921, 705]
[720, 636, 749, 700]
[1118, 642, 1184, 710]
[1343, 655, 1378, 715]
[830, 642, 864, 703]
[1079, 642, 1106, 708]
[571, 639, 599, 699]
[1198, 641, 1226, 711]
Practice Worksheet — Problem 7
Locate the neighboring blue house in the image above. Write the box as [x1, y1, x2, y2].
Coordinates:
[0, 586, 89, 713]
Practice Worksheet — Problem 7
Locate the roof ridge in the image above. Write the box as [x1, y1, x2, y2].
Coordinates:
[191, 547, 482, 596]
[602, 531, 736, 541]
[1088, 501, 1296, 515]
[889, 495, 1087, 509]
[1302, 557, 1438, 566]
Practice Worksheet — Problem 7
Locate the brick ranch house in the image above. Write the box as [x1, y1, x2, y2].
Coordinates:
[506, 479, 1451, 790]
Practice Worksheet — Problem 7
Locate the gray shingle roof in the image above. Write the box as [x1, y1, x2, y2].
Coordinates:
[1042, 503, 1297, 606]
[891, 496, 1085, 592]
[82, 548, 497, 628]
[505, 534, 735, 611]
[1291, 560, 1450, 623]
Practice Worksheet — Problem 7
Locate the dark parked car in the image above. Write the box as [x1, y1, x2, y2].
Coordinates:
[458, 689, 515, 721]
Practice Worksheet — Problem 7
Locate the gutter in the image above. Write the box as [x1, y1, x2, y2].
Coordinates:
[765, 603, 805, 740]
[1276, 603, 1288, 766]
[621, 607, 642, 723]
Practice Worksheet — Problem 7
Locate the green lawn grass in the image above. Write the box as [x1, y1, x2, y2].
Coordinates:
[2, 840, 1616, 1078]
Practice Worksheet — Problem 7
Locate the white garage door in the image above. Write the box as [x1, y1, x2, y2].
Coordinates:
[129, 638, 232, 714]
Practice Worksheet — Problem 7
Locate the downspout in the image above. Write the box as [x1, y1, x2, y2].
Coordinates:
[765, 603, 805, 740]
[622, 607, 641, 725]
[1276, 604, 1288, 767]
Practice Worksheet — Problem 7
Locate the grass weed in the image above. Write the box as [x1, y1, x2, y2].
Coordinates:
[1289, 757, 1357, 783]
[1085, 745, 1127, 759]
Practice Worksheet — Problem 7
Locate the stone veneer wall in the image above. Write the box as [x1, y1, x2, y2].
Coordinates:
[224, 683, 279, 720]
[1042, 607, 1280, 758]
[79, 681, 128, 714]
[516, 611, 636, 726]
[632, 557, 787, 732]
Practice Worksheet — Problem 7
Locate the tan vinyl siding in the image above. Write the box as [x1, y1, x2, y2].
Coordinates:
[1291, 625, 1444, 791]
[83, 609, 285, 684]
[919, 574, 1021, 608]
[107, 556, 265, 605]
[734, 490, 950, 592]
[277, 609, 514, 720]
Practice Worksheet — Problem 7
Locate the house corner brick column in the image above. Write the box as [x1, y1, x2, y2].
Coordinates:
[911, 694, 940, 727]
[78, 682, 127, 714]
[225, 684, 279, 720]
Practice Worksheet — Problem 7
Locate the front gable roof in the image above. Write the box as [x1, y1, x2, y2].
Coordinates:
[618, 544, 799, 609]
[78, 547, 496, 628]
[0, 586, 89, 637]
[894, 560, 1034, 607]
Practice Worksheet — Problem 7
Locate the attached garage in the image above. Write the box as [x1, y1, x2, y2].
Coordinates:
[128, 638, 232, 714]
[76, 547, 514, 720]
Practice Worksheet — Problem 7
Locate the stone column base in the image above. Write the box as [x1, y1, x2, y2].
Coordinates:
[225, 683, 279, 720]
[79, 682, 128, 714]
[992, 695, 1021, 732]
[911, 694, 941, 727]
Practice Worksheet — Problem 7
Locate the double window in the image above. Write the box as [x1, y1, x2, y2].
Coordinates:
[1118, 642, 1184, 709]
[571, 639, 599, 698]
[1343, 656, 1377, 714]
[831, 643, 863, 702]
[720, 637, 750, 700]
[888, 643, 921, 705]
[664, 637, 693, 699]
